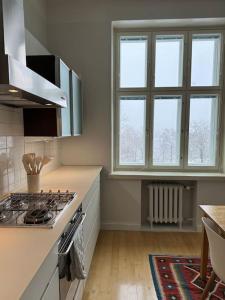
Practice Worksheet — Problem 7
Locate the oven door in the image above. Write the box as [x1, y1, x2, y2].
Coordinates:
[58, 212, 86, 300]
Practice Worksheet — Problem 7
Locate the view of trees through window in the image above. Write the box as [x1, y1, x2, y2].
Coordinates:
[119, 97, 145, 165]
[188, 96, 218, 166]
[115, 30, 222, 170]
[153, 96, 181, 166]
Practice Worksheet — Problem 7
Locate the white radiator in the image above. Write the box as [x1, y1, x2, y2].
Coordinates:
[148, 184, 183, 228]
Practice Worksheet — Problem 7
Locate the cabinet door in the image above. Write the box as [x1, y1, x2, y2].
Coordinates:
[41, 267, 60, 300]
[83, 177, 100, 275]
[21, 244, 58, 300]
[60, 60, 71, 136]
[70, 70, 82, 136]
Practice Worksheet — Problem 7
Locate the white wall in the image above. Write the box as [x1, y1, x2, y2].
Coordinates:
[25, 30, 50, 55]
[24, 0, 48, 49]
[46, 0, 225, 229]
[196, 181, 225, 229]
[24, 0, 50, 55]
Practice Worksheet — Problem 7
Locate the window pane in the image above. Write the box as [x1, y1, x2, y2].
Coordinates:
[119, 96, 146, 165]
[152, 96, 182, 166]
[191, 34, 221, 87]
[120, 37, 147, 88]
[155, 35, 184, 87]
[188, 95, 218, 166]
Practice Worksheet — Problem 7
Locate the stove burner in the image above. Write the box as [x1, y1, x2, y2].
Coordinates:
[24, 209, 53, 224]
[0, 206, 13, 223]
[46, 199, 57, 209]
[10, 199, 26, 210]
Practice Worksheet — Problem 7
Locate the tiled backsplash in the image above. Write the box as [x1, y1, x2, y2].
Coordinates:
[0, 105, 60, 196]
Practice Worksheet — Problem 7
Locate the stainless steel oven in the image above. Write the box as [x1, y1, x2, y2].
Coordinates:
[58, 206, 86, 300]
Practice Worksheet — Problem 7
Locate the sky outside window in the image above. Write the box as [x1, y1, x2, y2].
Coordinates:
[120, 37, 148, 88]
[155, 35, 184, 87]
[191, 34, 221, 86]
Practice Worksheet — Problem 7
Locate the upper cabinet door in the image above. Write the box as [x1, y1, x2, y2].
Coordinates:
[70, 71, 82, 136]
[60, 60, 71, 136]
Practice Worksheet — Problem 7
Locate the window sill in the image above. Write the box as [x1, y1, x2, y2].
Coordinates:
[109, 171, 225, 180]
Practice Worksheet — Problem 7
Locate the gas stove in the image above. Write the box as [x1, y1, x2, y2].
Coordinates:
[0, 191, 77, 228]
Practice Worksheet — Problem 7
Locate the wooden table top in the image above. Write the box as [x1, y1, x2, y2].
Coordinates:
[200, 205, 225, 233]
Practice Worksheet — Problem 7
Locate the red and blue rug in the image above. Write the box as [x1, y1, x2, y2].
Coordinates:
[149, 255, 225, 300]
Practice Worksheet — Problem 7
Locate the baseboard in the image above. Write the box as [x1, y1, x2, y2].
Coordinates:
[101, 222, 198, 232]
[196, 224, 203, 232]
[142, 225, 197, 232]
[101, 222, 142, 231]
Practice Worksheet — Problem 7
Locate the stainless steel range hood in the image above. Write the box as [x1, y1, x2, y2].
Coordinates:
[0, 0, 67, 107]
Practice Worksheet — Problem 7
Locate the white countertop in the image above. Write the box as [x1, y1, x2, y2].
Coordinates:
[0, 165, 102, 300]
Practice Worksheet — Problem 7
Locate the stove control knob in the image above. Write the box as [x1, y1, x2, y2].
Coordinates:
[66, 190, 69, 193]
[49, 189, 52, 193]
[58, 189, 60, 193]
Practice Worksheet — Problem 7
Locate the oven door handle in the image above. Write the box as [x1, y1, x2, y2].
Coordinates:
[59, 240, 74, 256]
[71, 212, 86, 225]
[79, 212, 86, 225]
[71, 212, 86, 224]
[58, 213, 86, 256]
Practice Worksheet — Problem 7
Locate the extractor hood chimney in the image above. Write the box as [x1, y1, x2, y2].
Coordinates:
[0, 0, 67, 107]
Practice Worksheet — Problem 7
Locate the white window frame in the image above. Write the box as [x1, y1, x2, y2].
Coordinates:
[112, 27, 225, 172]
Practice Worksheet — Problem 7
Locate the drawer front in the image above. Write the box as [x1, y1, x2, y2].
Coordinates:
[21, 244, 58, 300]
[73, 281, 83, 300]
[84, 212, 100, 275]
[41, 267, 59, 300]
[65, 278, 80, 300]
[83, 185, 100, 249]
[82, 175, 100, 211]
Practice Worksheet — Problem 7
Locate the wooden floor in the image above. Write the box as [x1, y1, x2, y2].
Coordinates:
[83, 230, 202, 300]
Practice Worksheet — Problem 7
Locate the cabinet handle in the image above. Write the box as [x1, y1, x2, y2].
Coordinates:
[80, 212, 86, 225]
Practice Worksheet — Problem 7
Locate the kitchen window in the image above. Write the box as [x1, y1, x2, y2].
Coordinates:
[113, 29, 224, 171]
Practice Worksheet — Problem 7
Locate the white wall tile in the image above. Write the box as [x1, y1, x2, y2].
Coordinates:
[0, 137, 6, 149]
[0, 149, 8, 176]
[0, 174, 9, 194]
[8, 171, 15, 186]
[0, 105, 61, 196]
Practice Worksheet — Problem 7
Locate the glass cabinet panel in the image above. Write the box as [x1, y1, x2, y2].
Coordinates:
[60, 60, 71, 136]
[70, 71, 82, 136]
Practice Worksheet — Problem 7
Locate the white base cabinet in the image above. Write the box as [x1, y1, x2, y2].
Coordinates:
[74, 175, 100, 299]
[21, 174, 100, 300]
[21, 244, 58, 300]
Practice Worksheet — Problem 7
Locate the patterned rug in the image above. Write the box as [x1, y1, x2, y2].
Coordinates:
[149, 255, 225, 300]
